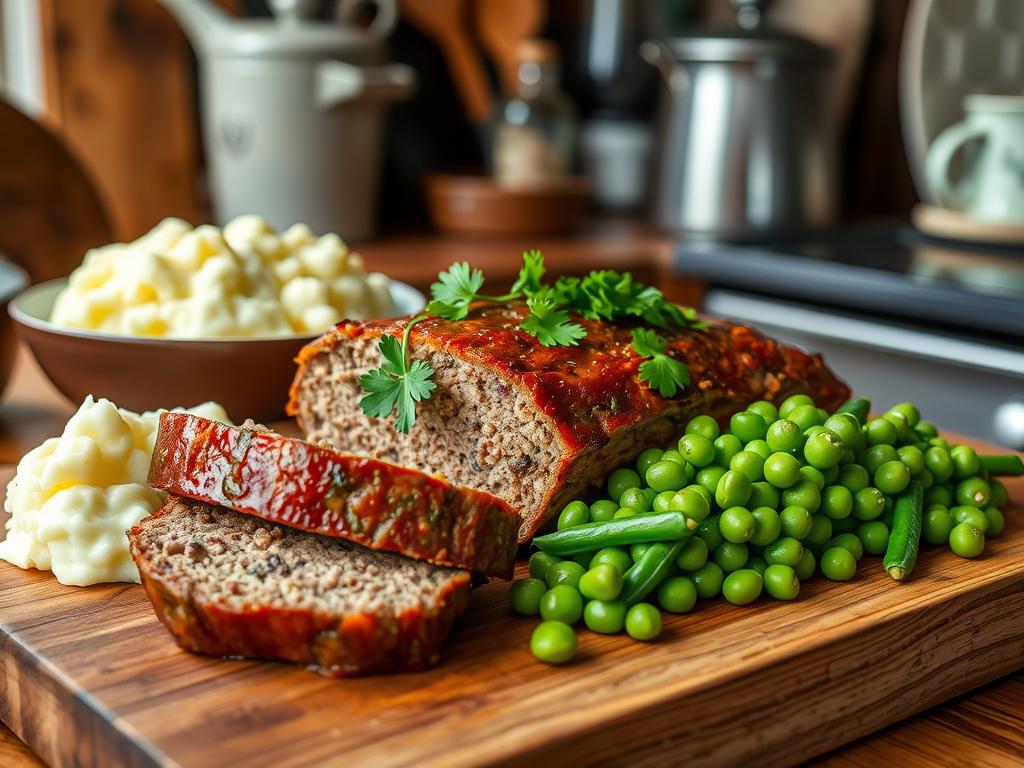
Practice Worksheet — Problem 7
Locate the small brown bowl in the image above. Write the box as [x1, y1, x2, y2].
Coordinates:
[10, 279, 424, 422]
[0, 260, 30, 395]
[425, 174, 591, 236]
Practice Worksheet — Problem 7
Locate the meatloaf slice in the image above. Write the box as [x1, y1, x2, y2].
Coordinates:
[148, 412, 518, 578]
[288, 306, 850, 542]
[128, 496, 471, 676]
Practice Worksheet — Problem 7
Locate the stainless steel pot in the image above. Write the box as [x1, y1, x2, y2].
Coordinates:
[641, 28, 838, 241]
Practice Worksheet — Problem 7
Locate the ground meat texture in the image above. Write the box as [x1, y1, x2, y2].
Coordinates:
[148, 412, 518, 578]
[288, 306, 851, 542]
[128, 497, 471, 677]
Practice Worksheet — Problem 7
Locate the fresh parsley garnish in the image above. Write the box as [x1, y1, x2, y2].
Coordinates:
[359, 250, 705, 432]
[358, 314, 435, 433]
[631, 327, 691, 398]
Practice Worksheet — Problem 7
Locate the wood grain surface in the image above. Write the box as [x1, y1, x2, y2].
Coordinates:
[0, 349, 1020, 767]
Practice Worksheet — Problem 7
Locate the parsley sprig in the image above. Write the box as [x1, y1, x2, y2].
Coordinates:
[359, 250, 705, 433]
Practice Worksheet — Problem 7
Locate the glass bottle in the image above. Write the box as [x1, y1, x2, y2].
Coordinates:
[491, 40, 577, 187]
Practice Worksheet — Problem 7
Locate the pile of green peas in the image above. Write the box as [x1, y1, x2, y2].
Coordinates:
[510, 394, 1019, 665]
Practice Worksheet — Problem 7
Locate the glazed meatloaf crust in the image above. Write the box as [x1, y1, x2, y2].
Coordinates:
[128, 496, 472, 676]
[148, 412, 518, 578]
[288, 306, 850, 541]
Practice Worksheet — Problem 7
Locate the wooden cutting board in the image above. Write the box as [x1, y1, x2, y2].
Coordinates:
[0, 443, 1022, 768]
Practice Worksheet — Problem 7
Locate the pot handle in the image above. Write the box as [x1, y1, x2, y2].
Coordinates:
[335, 0, 398, 42]
[316, 60, 416, 108]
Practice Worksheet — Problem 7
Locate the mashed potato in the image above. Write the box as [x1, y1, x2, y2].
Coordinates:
[50, 216, 395, 338]
[0, 397, 231, 586]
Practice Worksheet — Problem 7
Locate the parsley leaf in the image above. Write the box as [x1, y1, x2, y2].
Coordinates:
[510, 249, 546, 297]
[358, 317, 436, 433]
[519, 294, 586, 347]
[428, 262, 485, 320]
[631, 328, 690, 398]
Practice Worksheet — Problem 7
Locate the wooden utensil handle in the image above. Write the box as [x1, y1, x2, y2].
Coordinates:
[440, 30, 493, 124]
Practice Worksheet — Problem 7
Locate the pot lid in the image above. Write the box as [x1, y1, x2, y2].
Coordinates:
[654, 27, 835, 64]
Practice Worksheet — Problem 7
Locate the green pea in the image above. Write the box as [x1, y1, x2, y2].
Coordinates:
[666, 488, 708, 522]
[897, 445, 925, 476]
[675, 537, 709, 571]
[882, 411, 912, 442]
[630, 543, 651, 563]
[744, 439, 772, 460]
[853, 486, 885, 521]
[583, 599, 626, 634]
[619, 487, 652, 512]
[730, 411, 768, 443]
[723, 569, 763, 605]
[923, 506, 953, 546]
[625, 602, 663, 641]
[685, 414, 720, 440]
[589, 499, 618, 523]
[764, 451, 801, 489]
[697, 466, 728, 497]
[539, 585, 583, 623]
[804, 515, 833, 551]
[804, 430, 845, 469]
[531, 620, 577, 664]
[746, 556, 768, 577]
[799, 465, 826, 490]
[766, 418, 805, 455]
[949, 522, 985, 558]
[546, 560, 586, 590]
[747, 400, 779, 423]
[509, 578, 547, 615]
[831, 514, 858, 534]
[635, 448, 664, 476]
[822, 465, 840, 485]
[863, 444, 899, 475]
[783, 479, 821, 514]
[660, 449, 687, 466]
[713, 434, 744, 467]
[915, 420, 938, 439]
[750, 506, 783, 547]
[929, 436, 951, 450]
[924, 447, 954, 483]
[888, 402, 921, 427]
[823, 413, 862, 450]
[951, 505, 989, 533]
[919, 468, 935, 490]
[865, 417, 897, 446]
[691, 561, 725, 599]
[720, 506, 756, 543]
[715, 469, 752, 509]
[875, 461, 911, 495]
[828, 532, 864, 561]
[837, 464, 870, 493]
[613, 506, 638, 519]
[685, 483, 713, 507]
[821, 485, 853, 520]
[788, 404, 823, 431]
[856, 521, 890, 555]
[607, 467, 642, 503]
[763, 564, 800, 601]
[528, 551, 559, 580]
[984, 506, 1005, 537]
[713, 541, 749, 572]
[658, 576, 698, 614]
[955, 477, 991, 508]
[795, 549, 816, 580]
[764, 536, 803, 568]
[925, 484, 953, 508]
[748, 481, 781, 509]
[820, 546, 857, 581]
[678, 433, 715, 467]
[646, 459, 689, 493]
[557, 500, 591, 530]
[990, 480, 1009, 509]
[730, 450, 766, 482]
[652, 490, 676, 514]
[950, 445, 980, 479]
[780, 505, 813, 540]
[589, 547, 632, 573]
[579, 564, 624, 602]
[779, 393, 815, 418]
[839, 448, 857, 466]
[697, 515, 724, 551]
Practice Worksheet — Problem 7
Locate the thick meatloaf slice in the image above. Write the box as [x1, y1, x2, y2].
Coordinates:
[288, 306, 850, 541]
[128, 496, 471, 677]
[148, 412, 518, 578]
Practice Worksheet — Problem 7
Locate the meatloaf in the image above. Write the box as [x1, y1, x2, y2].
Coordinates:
[148, 412, 518, 578]
[128, 496, 471, 676]
[288, 306, 850, 541]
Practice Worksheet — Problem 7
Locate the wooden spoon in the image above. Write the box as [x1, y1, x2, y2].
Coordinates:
[474, 0, 546, 95]
[400, 0, 492, 123]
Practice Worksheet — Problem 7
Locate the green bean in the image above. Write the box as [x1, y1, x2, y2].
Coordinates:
[620, 541, 686, 606]
[533, 512, 695, 556]
[978, 454, 1024, 477]
[883, 480, 923, 582]
[835, 396, 870, 424]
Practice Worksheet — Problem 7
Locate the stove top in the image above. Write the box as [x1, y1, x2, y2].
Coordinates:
[672, 225, 1024, 340]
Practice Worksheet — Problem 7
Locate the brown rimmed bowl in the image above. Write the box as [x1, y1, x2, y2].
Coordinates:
[10, 278, 424, 422]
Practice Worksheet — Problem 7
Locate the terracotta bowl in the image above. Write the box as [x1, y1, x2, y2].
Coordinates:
[0, 261, 30, 395]
[10, 279, 425, 422]
[425, 174, 591, 236]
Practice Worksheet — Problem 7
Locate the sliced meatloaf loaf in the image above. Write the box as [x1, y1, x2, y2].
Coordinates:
[288, 306, 850, 541]
[128, 496, 471, 676]
[148, 412, 518, 578]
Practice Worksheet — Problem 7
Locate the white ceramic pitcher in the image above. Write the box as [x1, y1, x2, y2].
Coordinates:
[161, 0, 415, 240]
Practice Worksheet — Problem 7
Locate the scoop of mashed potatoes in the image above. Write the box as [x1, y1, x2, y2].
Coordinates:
[50, 216, 395, 338]
[0, 397, 231, 586]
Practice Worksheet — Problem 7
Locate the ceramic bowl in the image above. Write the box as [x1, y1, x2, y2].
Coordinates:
[10, 279, 425, 422]
[0, 261, 30, 394]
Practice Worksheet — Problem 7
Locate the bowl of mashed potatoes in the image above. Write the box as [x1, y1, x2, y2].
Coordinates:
[10, 216, 424, 421]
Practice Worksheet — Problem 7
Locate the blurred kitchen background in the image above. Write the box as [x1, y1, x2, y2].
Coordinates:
[0, 0, 1021, 446]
